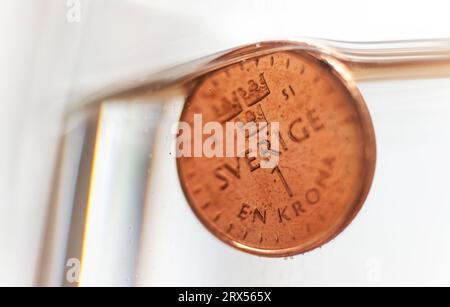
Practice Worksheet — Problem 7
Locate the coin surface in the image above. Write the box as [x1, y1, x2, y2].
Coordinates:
[177, 50, 376, 257]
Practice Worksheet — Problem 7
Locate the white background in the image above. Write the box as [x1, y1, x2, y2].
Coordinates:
[1, 0, 450, 286]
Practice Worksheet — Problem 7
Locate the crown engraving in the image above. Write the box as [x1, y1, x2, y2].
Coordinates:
[237, 73, 270, 106]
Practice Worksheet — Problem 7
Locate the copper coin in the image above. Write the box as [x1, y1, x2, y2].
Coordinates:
[177, 50, 376, 257]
